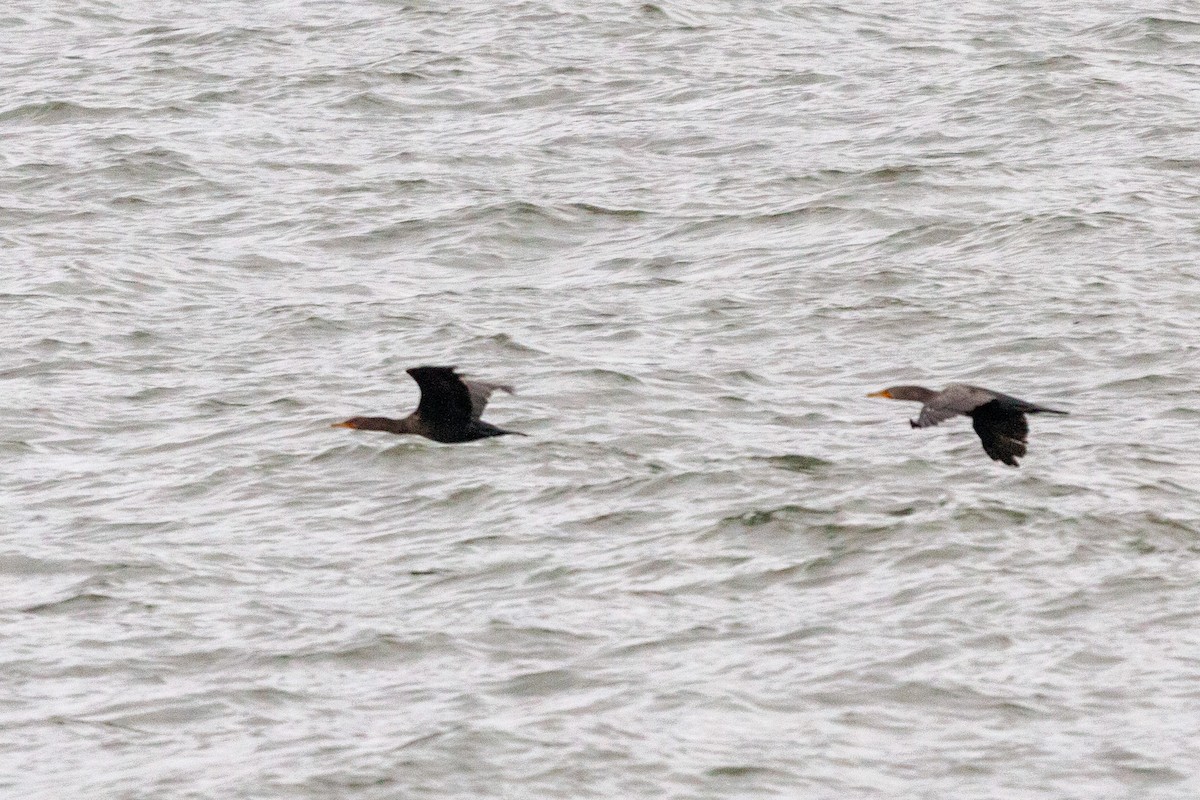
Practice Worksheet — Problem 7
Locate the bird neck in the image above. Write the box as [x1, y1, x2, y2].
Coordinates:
[889, 386, 939, 404]
[358, 415, 419, 434]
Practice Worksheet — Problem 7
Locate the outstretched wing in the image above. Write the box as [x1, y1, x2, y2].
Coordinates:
[463, 380, 514, 421]
[406, 366, 473, 427]
[970, 400, 1029, 467]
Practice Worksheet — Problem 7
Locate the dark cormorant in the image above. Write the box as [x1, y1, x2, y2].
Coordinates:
[334, 366, 524, 443]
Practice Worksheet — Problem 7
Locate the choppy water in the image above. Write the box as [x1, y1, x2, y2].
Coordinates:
[5, 2, 1200, 797]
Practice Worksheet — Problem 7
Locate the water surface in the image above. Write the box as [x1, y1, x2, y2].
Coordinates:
[4, 2, 1200, 797]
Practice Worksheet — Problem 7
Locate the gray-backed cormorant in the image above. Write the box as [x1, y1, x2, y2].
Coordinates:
[868, 384, 1067, 466]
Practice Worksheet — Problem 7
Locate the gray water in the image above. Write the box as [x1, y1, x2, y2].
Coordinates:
[4, 1, 1200, 797]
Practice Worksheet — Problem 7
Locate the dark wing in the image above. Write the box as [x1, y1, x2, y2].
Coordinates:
[970, 400, 1029, 467]
[406, 366, 473, 427]
[463, 380, 514, 421]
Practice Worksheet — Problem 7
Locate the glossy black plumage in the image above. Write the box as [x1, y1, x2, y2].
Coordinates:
[968, 399, 1033, 467]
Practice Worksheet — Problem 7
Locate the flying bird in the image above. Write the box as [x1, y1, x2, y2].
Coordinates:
[334, 366, 524, 443]
[868, 384, 1067, 466]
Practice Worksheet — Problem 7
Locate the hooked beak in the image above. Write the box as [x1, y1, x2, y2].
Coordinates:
[867, 390, 893, 399]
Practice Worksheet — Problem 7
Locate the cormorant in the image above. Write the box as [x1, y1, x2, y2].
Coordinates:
[868, 384, 1067, 466]
[334, 366, 524, 443]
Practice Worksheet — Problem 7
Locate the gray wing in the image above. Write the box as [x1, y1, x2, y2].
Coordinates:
[464, 380, 514, 421]
[911, 403, 961, 428]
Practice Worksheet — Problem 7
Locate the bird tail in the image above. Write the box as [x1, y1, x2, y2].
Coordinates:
[1030, 405, 1068, 415]
[476, 421, 526, 438]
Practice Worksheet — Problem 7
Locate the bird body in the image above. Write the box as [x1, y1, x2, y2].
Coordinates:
[868, 383, 1066, 466]
[334, 366, 523, 443]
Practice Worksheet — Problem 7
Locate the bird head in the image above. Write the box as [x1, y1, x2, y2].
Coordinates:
[867, 386, 937, 403]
